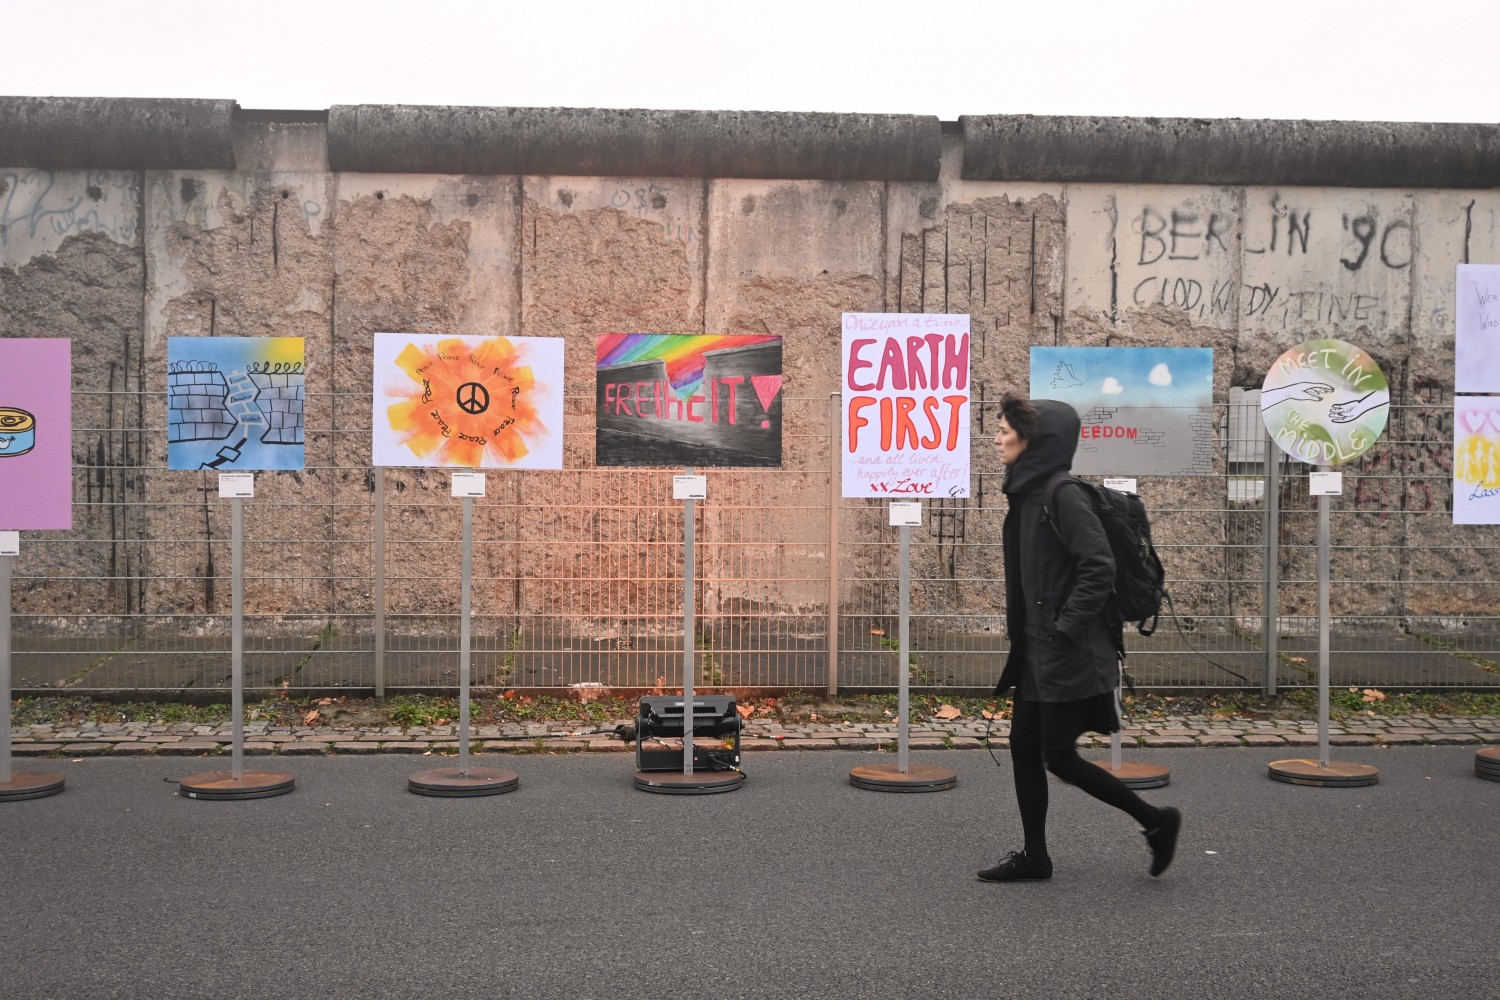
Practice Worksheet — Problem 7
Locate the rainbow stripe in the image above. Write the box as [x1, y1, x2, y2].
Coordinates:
[597, 333, 780, 399]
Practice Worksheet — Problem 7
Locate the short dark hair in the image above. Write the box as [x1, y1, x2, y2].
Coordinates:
[999, 392, 1039, 440]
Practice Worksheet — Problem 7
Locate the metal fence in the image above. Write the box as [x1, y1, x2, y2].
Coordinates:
[6, 394, 1499, 695]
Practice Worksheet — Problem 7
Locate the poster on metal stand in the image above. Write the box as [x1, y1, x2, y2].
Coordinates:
[166, 337, 306, 800]
[1259, 338, 1388, 788]
[370, 332, 568, 796]
[407, 473, 519, 797]
[590, 333, 779, 794]
[1, 338, 73, 802]
[840, 312, 969, 793]
[633, 471, 745, 795]
[177, 474, 295, 800]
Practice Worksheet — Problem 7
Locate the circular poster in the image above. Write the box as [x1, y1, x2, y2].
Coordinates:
[1259, 338, 1388, 466]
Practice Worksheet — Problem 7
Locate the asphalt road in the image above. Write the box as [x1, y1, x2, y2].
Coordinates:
[1, 747, 1495, 1000]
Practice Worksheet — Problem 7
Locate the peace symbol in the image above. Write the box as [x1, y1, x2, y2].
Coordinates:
[456, 382, 490, 415]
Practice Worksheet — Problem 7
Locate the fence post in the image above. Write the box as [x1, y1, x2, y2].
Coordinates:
[374, 467, 386, 699]
[827, 393, 840, 696]
[1261, 430, 1281, 696]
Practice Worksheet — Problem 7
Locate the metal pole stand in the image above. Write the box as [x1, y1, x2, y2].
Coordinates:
[1092, 668, 1168, 789]
[1475, 748, 1500, 782]
[411, 483, 519, 797]
[180, 489, 295, 800]
[1269, 473, 1379, 788]
[850, 505, 956, 793]
[636, 469, 744, 795]
[0, 548, 65, 802]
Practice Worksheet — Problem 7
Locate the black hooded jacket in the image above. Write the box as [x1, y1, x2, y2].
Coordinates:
[994, 399, 1121, 704]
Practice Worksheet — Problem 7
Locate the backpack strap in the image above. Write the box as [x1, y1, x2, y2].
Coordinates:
[1041, 470, 1081, 539]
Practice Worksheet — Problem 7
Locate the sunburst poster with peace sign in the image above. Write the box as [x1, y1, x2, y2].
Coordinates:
[372, 333, 565, 469]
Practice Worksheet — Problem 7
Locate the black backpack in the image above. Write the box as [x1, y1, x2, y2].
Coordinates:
[1041, 472, 1166, 638]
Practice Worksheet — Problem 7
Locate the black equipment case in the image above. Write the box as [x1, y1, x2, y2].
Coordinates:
[635, 695, 741, 772]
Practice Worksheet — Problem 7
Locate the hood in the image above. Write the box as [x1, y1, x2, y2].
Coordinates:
[1002, 398, 1080, 495]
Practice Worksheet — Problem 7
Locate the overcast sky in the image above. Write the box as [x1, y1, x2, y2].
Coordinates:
[3, 0, 1496, 123]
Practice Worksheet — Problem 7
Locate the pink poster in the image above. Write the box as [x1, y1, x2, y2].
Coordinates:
[0, 338, 73, 530]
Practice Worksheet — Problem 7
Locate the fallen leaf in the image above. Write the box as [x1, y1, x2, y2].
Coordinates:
[870, 628, 885, 637]
[1361, 688, 1387, 703]
[933, 704, 962, 720]
[980, 710, 997, 720]
[809, 712, 821, 722]
[303, 709, 320, 724]
[1288, 657, 1306, 665]
[501, 689, 517, 701]
[736, 704, 754, 719]
[316, 697, 333, 706]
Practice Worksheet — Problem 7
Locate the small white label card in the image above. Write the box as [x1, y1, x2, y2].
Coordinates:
[451, 472, 487, 498]
[1103, 477, 1138, 494]
[218, 472, 254, 498]
[0, 531, 19, 556]
[889, 501, 922, 526]
[673, 474, 707, 500]
[1309, 471, 1344, 496]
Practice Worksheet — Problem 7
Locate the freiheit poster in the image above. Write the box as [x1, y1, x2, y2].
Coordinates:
[0, 338, 72, 530]
[595, 334, 782, 467]
[168, 336, 306, 471]
[373, 333, 564, 469]
[1029, 346, 1214, 476]
[1456, 264, 1500, 393]
[841, 313, 970, 498]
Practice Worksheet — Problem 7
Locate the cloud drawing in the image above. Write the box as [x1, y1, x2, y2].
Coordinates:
[1148, 363, 1173, 386]
[1101, 377, 1124, 394]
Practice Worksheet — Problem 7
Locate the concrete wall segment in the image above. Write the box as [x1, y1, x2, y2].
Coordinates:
[327, 105, 942, 181]
[0, 168, 140, 268]
[961, 115, 1500, 188]
[0, 97, 236, 170]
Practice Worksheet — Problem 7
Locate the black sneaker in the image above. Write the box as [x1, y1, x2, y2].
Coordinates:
[1145, 807, 1182, 877]
[977, 850, 1053, 882]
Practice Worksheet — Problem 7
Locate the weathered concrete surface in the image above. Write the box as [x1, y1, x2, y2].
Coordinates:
[961, 115, 1500, 188]
[0, 97, 235, 170]
[329, 106, 942, 181]
[5, 108, 1500, 689]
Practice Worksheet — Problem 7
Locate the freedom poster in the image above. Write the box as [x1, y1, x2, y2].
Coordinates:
[0, 338, 72, 530]
[1029, 346, 1214, 476]
[842, 313, 970, 498]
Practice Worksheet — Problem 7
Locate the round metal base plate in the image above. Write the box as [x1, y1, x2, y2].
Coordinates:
[1476, 747, 1500, 782]
[179, 770, 296, 800]
[0, 771, 65, 802]
[1092, 760, 1171, 789]
[1268, 758, 1380, 787]
[848, 763, 958, 793]
[408, 767, 520, 797]
[633, 770, 746, 795]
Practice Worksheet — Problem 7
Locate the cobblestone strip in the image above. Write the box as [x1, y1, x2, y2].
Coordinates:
[9, 716, 1500, 756]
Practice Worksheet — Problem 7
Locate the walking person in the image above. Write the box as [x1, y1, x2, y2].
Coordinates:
[980, 393, 1181, 882]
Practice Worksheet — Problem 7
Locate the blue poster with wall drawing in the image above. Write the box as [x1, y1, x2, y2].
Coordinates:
[1029, 347, 1214, 476]
[167, 337, 306, 471]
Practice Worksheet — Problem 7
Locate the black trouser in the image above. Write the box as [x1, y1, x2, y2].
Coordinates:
[1009, 697, 1163, 859]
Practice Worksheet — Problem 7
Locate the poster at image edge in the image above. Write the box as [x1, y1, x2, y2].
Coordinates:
[0, 338, 73, 530]
[1453, 395, 1500, 524]
[1455, 264, 1500, 393]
